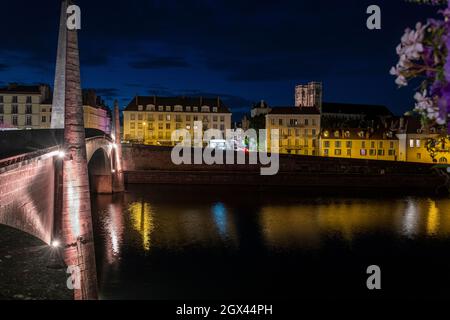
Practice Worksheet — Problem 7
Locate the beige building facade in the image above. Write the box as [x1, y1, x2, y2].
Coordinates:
[0, 83, 111, 133]
[123, 96, 232, 146]
[266, 107, 321, 155]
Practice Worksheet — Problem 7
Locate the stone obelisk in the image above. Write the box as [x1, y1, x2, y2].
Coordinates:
[56, 0, 98, 300]
[112, 100, 125, 192]
[51, 0, 68, 128]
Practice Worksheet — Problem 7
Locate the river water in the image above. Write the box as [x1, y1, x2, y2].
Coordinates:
[91, 185, 450, 299]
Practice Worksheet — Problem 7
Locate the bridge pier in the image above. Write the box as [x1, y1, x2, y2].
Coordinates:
[91, 175, 113, 194]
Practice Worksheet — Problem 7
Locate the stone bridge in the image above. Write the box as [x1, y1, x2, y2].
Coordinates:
[0, 129, 122, 246]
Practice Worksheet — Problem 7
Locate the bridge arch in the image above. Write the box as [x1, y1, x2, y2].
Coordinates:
[86, 136, 115, 194]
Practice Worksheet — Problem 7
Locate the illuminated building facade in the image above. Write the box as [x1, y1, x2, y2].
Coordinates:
[0, 83, 111, 133]
[265, 107, 321, 155]
[0, 84, 51, 129]
[41, 89, 111, 133]
[123, 96, 232, 145]
[295, 82, 322, 109]
[396, 117, 448, 164]
[319, 128, 399, 161]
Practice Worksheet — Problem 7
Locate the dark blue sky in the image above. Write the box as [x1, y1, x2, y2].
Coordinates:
[0, 0, 443, 118]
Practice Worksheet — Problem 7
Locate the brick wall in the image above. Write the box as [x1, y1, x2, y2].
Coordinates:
[122, 144, 436, 174]
[0, 154, 56, 244]
[122, 144, 447, 194]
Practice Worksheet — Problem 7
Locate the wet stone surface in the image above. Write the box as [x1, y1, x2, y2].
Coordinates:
[0, 225, 73, 300]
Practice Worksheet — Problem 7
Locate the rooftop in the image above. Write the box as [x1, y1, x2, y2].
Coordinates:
[125, 96, 231, 113]
[0, 83, 47, 94]
[320, 128, 398, 140]
[267, 106, 321, 115]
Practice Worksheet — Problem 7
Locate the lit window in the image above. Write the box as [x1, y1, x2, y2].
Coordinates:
[334, 149, 341, 156]
[360, 149, 367, 156]
[138, 105, 143, 111]
[417, 153, 421, 160]
[409, 139, 414, 148]
[416, 139, 421, 148]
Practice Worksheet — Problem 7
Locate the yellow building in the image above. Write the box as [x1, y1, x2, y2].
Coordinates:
[39, 103, 111, 133]
[0, 83, 111, 133]
[265, 107, 321, 155]
[319, 128, 399, 161]
[123, 96, 232, 145]
[396, 117, 449, 164]
[0, 83, 51, 129]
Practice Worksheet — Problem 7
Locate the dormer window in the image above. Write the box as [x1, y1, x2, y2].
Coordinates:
[174, 105, 183, 112]
[138, 105, 143, 111]
[344, 131, 350, 138]
[146, 104, 155, 111]
[165, 106, 171, 112]
[323, 130, 329, 138]
[201, 106, 210, 112]
[358, 131, 365, 138]
[334, 130, 340, 138]
[158, 106, 164, 111]
[213, 107, 218, 112]
[193, 106, 198, 112]
[186, 106, 191, 112]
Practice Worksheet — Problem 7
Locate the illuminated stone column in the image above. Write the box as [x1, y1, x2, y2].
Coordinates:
[60, 0, 98, 300]
[51, 0, 68, 129]
[112, 100, 125, 193]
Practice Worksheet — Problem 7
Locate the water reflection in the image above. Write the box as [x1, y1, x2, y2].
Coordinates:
[129, 201, 154, 251]
[90, 186, 450, 299]
[212, 203, 227, 237]
[427, 200, 440, 236]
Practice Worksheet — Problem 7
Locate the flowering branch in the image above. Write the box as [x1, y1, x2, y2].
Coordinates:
[391, 0, 450, 131]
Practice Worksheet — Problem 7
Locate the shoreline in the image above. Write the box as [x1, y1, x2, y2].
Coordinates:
[0, 225, 73, 300]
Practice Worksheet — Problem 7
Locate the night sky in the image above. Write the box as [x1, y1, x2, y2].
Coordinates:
[0, 0, 442, 119]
